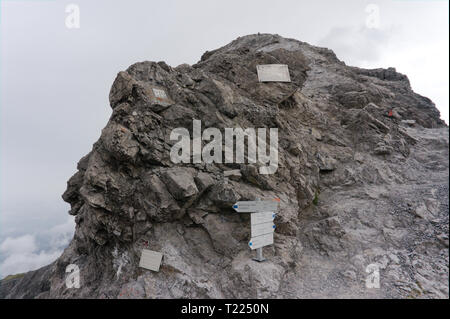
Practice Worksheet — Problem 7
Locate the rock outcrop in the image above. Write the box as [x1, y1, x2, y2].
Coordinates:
[1, 34, 448, 299]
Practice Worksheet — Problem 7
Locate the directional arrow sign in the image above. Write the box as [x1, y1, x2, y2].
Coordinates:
[233, 200, 279, 213]
[251, 212, 276, 225]
[251, 222, 275, 237]
[249, 233, 274, 250]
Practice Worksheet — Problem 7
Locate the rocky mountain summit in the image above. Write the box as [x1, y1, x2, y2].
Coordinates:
[1, 34, 448, 299]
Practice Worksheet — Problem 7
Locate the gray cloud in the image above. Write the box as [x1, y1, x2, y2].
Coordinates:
[0, 217, 74, 277]
[318, 25, 396, 65]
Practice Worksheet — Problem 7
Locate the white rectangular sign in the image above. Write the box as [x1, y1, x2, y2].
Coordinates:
[251, 212, 275, 225]
[233, 200, 279, 213]
[249, 233, 274, 250]
[139, 249, 163, 272]
[251, 222, 275, 237]
[152, 88, 168, 100]
[256, 64, 291, 82]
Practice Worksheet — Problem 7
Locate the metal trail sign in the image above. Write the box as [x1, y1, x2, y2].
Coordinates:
[233, 199, 279, 262]
[251, 221, 275, 237]
[256, 64, 291, 82]
[248, 233, 274, 250]
[139, 249, 163, 272]
[251, 212, 276, 225]
[233, 200, 279, 213]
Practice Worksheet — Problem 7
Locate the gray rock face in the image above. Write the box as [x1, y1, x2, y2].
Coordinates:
[162, 168, 199, 200]
[1, 34, 448, 299]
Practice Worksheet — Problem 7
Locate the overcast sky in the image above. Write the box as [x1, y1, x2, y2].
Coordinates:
[0, 0, 448, 277]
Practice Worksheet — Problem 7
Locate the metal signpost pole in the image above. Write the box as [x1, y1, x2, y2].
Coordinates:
[254, 245, 266, 262]
[252, 198, 266, 262]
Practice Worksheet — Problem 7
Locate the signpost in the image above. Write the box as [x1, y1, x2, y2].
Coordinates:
[251, 221, 275, 237]
[256, 64, 291, 83]
[233, 198, 279, 262]
[251, 212, 276, 225]
[248, 233, 274, 250]
[233, 200, 279, 213]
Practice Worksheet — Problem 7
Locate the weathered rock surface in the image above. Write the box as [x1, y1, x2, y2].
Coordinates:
[1, 34, 448, 299]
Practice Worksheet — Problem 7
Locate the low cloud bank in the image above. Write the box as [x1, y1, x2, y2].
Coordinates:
[0, 217, 75, 278]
